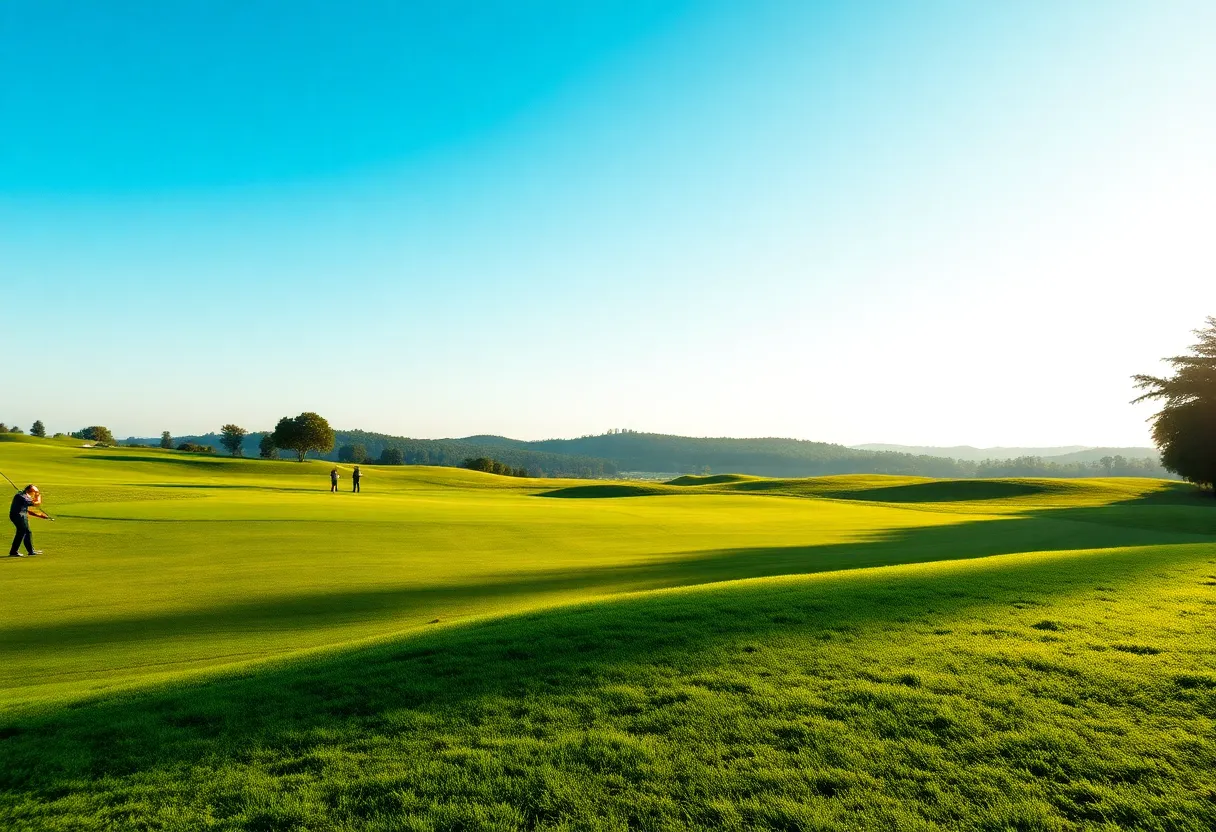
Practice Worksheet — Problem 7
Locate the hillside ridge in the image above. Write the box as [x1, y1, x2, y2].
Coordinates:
[119, 430, 1171, 480]
[853, 443, 1156, 461]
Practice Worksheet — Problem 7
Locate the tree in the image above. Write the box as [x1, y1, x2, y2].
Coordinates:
[220, 424, 248, 457]
[8, 426, 22, 434]
[160, 431, 173, 449]
[259, 434, 279, 460]
[30, 420, 45, 438]
[73, 426, 115, 444]
[1133, 316, 1216, 493]
[379, 447, 404, 465]
[272, 412, 335, 462]
[339, 444, 368, 464]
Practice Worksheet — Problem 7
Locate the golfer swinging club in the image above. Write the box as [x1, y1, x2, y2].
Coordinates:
[10, 484, 50, 557]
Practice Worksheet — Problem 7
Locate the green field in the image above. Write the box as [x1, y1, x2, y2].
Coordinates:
[1, 434, 1214, 830]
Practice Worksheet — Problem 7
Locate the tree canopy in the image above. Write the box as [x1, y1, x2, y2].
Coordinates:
[220, 424, 248, 457]
[272, 412, 335, 462]
[1133, 316, 1216, 492]
[463, 457, 530, 478]
[338, 444, 368, 464]
[73, 426, 115, 444]
[30, 420, 45, 437]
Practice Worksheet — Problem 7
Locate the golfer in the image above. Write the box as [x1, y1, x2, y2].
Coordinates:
[352, 465, 361, 493]
[330, 467, 340, 493]
[9, 484, 49, 557]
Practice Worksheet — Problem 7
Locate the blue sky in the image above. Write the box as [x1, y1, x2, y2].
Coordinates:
[3, 1, 1213, 445]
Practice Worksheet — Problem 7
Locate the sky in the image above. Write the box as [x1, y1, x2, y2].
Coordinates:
[2, 1, 1213, 446]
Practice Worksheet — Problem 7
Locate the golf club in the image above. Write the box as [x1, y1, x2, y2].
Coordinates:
[0, 468, 55, 520]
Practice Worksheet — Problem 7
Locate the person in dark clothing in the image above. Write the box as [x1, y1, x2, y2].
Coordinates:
[9, 485, 49, 557]
[330, 468, 340, 493]
[352, 465, 361, 493]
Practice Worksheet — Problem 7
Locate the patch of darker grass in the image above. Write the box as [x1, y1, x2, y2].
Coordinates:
[1175, 674, 1216, 690]
[834, 479, 1049, 503]
[538, 484, 670, 498]
[665, 474, 752, 486]
[1111, 644, 1163, 656]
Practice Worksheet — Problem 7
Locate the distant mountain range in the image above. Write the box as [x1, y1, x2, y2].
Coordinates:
[122, 430, 1172, 480]
[852, 444, 1158, 463]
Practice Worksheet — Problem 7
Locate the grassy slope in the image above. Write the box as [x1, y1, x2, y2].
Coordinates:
[0, 435, 1214, 830]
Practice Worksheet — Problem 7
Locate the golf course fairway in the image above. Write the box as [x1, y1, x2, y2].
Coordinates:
[1, 434, 1214, 830]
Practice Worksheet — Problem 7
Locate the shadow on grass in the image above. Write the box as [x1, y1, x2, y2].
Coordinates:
[812, 479, 1047, 502]
[540, 484, 672, 498]
[542, 474, 1211, 510]
[717, 476, 1208, 505]
[0, 537, 1208, 816]
[0, 509, 1205, 663]
[666, 474, 754, 486]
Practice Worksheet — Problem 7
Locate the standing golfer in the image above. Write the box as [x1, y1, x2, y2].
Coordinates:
[330, 467, 340, 493]
[9, 485, 49, 557]
[352, 465, 361, 493]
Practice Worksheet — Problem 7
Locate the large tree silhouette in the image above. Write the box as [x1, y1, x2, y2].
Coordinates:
[1133, 317, 1216, 493]
[272, 412, 335, 462]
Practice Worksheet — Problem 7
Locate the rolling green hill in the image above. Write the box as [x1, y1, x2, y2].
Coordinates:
[3, 433, 1213, 829]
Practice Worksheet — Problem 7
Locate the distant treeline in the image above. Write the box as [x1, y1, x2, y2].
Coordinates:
[516, 431, 1174, 479]
[461, 457, 531, 478]
[529, 432, 958, 478]
[967, 455, 1168, 479]
[120, 429, 1172, 480]
[123, 430, 617, 478]
[330, 431, 617, 478]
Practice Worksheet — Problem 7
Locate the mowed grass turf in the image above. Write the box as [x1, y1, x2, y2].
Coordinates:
[1, 434, 1214, 830]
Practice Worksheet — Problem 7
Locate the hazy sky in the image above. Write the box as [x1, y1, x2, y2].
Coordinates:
[3, 1, 1212, 446]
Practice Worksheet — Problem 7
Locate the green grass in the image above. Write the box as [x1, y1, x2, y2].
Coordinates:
[1, 435, 1214, 830]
